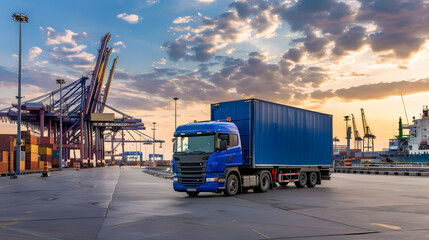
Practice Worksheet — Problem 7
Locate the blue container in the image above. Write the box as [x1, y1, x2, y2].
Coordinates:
[52, 150, 60, 159]
[211, 99, 333, 167]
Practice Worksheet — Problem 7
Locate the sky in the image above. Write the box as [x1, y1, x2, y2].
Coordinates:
[1, 0, 429, 158]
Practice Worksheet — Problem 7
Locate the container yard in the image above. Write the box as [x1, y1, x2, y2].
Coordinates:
[2, 0, 429, 239]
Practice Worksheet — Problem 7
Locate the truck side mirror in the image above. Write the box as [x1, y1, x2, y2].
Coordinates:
[219, 140, 227, 151]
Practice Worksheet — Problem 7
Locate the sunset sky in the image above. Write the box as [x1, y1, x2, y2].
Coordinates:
[1, 0, 429, 158]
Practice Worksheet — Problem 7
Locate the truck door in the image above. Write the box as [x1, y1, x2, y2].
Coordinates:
[217, 134, 242, 172]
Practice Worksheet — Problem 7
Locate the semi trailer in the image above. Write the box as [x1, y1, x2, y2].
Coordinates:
[172, 99, 332, 196]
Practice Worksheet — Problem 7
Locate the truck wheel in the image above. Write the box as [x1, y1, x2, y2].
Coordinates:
[279, 182, 289, 186]
[186, 191, 199, 197]
[224, 174, 239, 196]
[256, 172, 270, 192]
[294, 172, 307, 188]
[306, 172, 317, 188]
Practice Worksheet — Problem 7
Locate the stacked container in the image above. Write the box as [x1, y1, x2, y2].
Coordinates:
[22, 131, 39, 170]
[40, 136, 54, 169]
[0, 151, 8, 172]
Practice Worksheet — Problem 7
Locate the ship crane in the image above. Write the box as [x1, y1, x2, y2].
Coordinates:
[351, 114, 363, 150]
[361, 108, 376, 152]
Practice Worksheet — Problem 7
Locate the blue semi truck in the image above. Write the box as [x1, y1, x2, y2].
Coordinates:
[172, 99, 332, 197]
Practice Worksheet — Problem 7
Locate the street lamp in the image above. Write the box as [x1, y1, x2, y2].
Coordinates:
[173, 97, 179, 130]
[12, 13, 29, 175]
[152, 122, 156, 166]
[56, 79, 65, 171]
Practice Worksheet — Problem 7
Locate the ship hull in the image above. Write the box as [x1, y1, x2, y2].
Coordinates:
[383, 154, 429, 163]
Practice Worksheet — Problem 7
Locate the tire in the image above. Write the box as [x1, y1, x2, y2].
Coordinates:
[294, 172, 307, 188]
[186, 191, 199, 197]
[306, 172, 317, 188]
[279, 182, 289, 186]
[224, 174, 239, 196]
[256, 172, 270, 193]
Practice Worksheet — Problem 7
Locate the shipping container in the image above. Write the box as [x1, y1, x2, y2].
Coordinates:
[211, 99, 332, 167]
[25, 144, 38, 154]
[39, 147, 52, 156]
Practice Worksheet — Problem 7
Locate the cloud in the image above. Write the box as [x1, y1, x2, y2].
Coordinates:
[29, 47, 42, 61]
[113, 41, 126, 47]
[164, 1, 282, 61]
[357, 0, 429, 58]
[117, 13, 142, 24]
[225, 48, 235, 55]
[164, 0, 429, 64]
[198, 0, 216, 3]
[40, 28, 95, 70]
[0, 65, 70, 91]
[312, 78, 429, 101]
[43, 28, 89, 46]
[173, 16, 193, 24]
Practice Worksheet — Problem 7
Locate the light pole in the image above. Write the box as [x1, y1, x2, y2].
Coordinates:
[152, 122, 156, 166]
[56, 79, 65, 171]
[13, 13, 29, 175]
[173, 97, 179, 130]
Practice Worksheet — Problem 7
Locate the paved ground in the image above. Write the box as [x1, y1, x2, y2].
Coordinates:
[0, 167, 428, 240]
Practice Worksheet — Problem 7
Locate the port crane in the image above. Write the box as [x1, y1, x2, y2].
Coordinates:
[361, 108, 375, 151]
[351, 114, 363, 150]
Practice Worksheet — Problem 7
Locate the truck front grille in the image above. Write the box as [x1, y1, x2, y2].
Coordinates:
[175, 156, 208, 187]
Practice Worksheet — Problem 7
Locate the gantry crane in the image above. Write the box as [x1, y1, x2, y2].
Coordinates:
[351, 114, 363, 150]
[361, 108, 376, 151]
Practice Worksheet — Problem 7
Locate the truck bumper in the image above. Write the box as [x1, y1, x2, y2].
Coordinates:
[173, 181, 225, 192]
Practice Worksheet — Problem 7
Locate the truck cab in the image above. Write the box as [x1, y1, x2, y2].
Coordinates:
[172, 121, 242, 196]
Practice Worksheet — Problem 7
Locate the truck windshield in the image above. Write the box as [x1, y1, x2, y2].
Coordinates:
[175, 135, 215, 154]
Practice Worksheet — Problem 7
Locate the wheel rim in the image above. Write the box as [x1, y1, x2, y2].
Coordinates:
[310, 172, 317, 184]
[300, 173, 307, 185]
[229, 179, 237, 193]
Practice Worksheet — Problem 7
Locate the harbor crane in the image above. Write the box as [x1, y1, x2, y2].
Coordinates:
[361, 108, 376, 151]
[351, 114, 363, 150]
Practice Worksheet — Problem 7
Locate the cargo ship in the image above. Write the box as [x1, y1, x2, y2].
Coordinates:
[383, 106, 429, 163]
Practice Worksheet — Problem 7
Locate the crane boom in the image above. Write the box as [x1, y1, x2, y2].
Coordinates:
[361, 108, 372, 135]
[360, 108, 375, 151]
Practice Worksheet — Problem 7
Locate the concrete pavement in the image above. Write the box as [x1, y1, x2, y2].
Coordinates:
[0, 166, 428, 239]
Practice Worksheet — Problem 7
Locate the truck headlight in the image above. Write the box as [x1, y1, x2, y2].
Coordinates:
[173, 177, 178, 182]
[206, 177, 218, 182]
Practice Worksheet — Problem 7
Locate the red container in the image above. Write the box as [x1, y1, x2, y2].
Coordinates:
[40, 137, 54, 145]
[52, 158, 60, 168]
[41, 155, 52, 162]
[31, 162, 39, 170]
[0, 135, 15, 152]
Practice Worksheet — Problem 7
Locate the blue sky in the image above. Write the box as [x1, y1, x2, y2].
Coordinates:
[1, 0, 429, 155]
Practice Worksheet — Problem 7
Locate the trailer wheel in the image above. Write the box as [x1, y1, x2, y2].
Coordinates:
[186, 191, 199, 197]
[295, 172, 307, 188]
[306, 172, 317, 188]
[224, 174, 239, 196]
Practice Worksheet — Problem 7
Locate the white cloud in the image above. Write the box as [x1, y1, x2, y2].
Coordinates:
[158, 58, 167, 65]
[173, 16, 193, 24]
[199, 0, 216, 3]
[226, 48, 235, 55]
[45, 28, 88, 46]
[113, 41, 126, 47]
[147, 0, 160, 5]
[117, 13, 142, 24]
[12, 54, 18, 59]
[29, 47, 42, 61]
